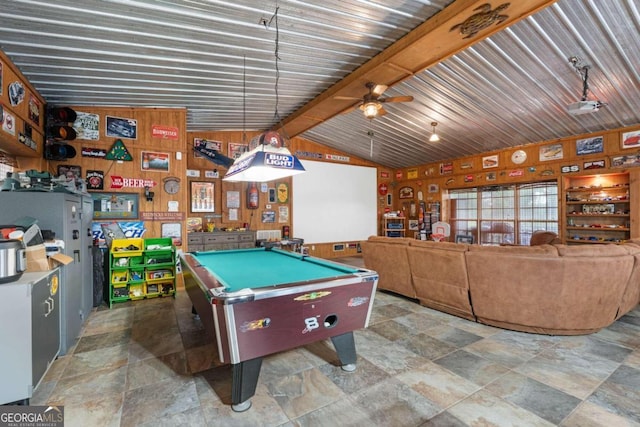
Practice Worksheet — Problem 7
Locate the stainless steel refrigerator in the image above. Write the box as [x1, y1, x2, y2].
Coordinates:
[0, 192, 94, 355]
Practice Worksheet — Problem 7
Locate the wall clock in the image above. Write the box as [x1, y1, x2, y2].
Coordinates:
[511, 149, 527, 164]
[163, 176, 180, 194]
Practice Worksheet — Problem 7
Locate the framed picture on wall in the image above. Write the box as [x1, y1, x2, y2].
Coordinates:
[622, 130, 640, 149]
[482, 155, 498, 169]
[91, 192, 139, 219]
[226, 190, 240, 209]
[186, 217, 203, 232]
[262, 211, 276, 223]
[539, 144, 563, 161]
[57, 164, 81, 180]
[161, 222, 182, 247]
[576, 136, 603, 155]
[141, 151, 170, 172]
[191, 181, 215, 212]
[228, 142, 248, 159]
[105, 115, 137, 139]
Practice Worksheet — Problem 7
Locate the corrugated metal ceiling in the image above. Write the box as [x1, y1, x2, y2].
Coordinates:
[1, 0, 639, 169]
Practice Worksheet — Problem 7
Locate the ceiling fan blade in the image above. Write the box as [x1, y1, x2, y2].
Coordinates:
[334, 95, 362, 101]
[378, 106, 388, 116]
[339, 103, 361, 114]
[380, 95, 414, 103]
[371, 84, 388, 96]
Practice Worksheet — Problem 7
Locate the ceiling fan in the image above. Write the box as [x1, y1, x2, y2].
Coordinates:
[335, 82, 414, 119]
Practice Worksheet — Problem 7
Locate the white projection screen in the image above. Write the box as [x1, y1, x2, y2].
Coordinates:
[292, 160, 377, 244]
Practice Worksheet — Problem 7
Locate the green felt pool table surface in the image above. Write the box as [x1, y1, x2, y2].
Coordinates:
[192, 248, 360, 292]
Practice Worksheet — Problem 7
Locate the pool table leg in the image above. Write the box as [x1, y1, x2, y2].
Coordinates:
[231, 357, 263, 412]
[330, 332, 357, 372]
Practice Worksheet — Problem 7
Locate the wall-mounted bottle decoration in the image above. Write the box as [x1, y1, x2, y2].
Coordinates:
[247, 182, 259, 209]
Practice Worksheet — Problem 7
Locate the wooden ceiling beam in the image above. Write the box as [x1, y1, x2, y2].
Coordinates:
[276, 0, 558, 137]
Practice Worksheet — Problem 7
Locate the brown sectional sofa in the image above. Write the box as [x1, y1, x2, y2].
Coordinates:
[361, 236, 640, 335]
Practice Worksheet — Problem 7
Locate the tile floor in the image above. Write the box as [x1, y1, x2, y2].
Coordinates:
[31, 256, 640, 426]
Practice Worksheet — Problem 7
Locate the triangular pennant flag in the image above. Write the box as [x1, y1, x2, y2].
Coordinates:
[193, 144, 234, 168]
[105, 139, 132, 161]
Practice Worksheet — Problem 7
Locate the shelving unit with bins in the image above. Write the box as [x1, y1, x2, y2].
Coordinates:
[383, 215, 405, 238]
[564, 173, 630, 244]
[108, 238, 176, 307]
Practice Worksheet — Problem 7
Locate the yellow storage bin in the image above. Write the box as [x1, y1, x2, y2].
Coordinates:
[157, 281, 175, 296]
[145, 282, 161, 297]
[111, 270, 129, 287]
[129, 284, 145, 300]
[111, 238, 144, 257]
[145, 269, 174, 282]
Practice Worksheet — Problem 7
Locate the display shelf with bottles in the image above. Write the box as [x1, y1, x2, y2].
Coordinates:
[383, 215, 405, 238]
[564, 173, 630, 244]
[108, 237, 176, 307]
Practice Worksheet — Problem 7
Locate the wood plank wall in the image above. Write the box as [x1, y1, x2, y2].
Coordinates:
[185, 131, 384, 259]
[0, 50, 46, 164]
[3, 51, 640, 255]
[45, 106, 189, 244]
[387, 126, 640, 241]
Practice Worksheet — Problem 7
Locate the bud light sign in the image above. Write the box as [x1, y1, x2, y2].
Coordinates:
[227, 153, 256, 175]
[265, 153, 294, 168]
[92, 221, 146, 247]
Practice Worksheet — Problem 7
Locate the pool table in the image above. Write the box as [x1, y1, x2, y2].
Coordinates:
[180, 248, 378, 411]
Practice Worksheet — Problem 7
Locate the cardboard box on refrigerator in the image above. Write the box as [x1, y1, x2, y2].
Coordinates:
[25, 244, 73, 272]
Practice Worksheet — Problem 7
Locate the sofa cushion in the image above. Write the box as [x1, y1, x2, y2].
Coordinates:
[409, 239, 469, 252]
[621, 242, 640, 255]
[407, 240, 474, 319]
[555, 244, 629, 257]
[366, 235, 412, 246]
[361, 237, 415, 298]
[468, 243, 559, 256]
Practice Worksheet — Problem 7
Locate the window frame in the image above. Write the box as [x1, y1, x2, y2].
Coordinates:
[448, 181, 558, 245]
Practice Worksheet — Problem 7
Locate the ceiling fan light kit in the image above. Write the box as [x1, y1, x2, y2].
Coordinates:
[363, 101, 381, 119]
[336, 81, 413, 119]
